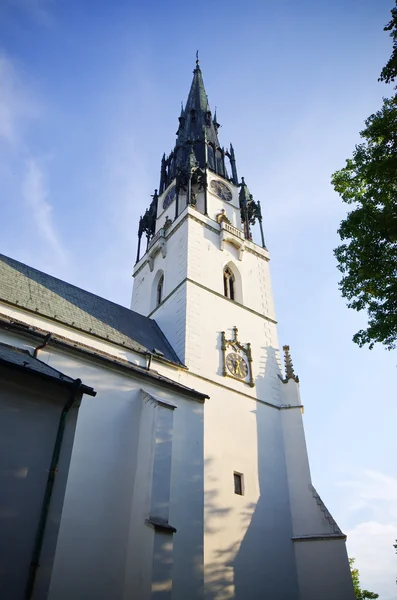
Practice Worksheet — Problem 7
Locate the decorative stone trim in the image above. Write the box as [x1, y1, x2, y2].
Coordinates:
[147, 229, 167, 272]
[188, 370, 285, 410]
[280, 345, 299, 383]
[141, 390, 177, 410]
[220, 221, 245, 260]
[133, 207, 269, 276]
[309, 484, 344, 535]
[216, 209, 231, 224]
[292, 534, 347, 542]
[148, 276, 278, 325]
[221, 326, 254, 387]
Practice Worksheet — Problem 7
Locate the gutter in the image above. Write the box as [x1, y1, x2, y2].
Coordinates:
[0, 355, 95, 397]
[33, 332, 52, 358]
[24, 378, 96, 599]
[0, 316, 208, 402]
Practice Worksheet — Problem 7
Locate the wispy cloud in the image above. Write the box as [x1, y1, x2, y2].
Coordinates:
[0, 54, 38, 145]
[2, 0, 55, 26]
[341, 470, 397, 599]
[343, 469, 397, 520]
[0, 51, 67, 266]
[21, 158, 67, 265]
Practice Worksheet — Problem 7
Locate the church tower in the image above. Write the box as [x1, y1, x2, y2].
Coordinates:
[131, 59, 354, 599]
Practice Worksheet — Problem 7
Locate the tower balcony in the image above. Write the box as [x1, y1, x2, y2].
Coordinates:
[219, 220, 268, 261]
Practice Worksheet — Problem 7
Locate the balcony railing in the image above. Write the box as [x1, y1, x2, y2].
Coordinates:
[148, 228, 165, 250]
[221, 221, 244, 240]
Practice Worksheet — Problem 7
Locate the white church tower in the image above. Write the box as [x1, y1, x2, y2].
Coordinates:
[131, 58, 354, 599]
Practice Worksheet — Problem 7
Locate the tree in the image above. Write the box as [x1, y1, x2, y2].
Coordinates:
[349, 558, 379, 599]
[332, 2, 397, 350]
[380, 2, 397, 85]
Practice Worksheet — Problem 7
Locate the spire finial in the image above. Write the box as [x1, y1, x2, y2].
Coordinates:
[196, 50, 199, 66]
[282, 345, 299, 383]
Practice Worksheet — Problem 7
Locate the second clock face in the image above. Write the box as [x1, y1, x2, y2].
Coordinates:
[226, 352, 248, 379]
[210, 179, 232, 202]
[163, 186, 176, 210]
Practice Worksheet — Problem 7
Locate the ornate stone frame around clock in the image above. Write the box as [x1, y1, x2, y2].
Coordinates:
[221, 326, 254, 387]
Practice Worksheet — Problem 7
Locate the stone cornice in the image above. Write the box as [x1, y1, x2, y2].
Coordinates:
[133, 207, 269, 276]
[0, 314, 207, 402]
[149, 277, 277, 325]
[292, 534, 347, 542]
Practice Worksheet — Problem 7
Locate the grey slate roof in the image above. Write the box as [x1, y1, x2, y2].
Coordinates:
[0, 341, 74, 383]
[0, 254, 182, 365]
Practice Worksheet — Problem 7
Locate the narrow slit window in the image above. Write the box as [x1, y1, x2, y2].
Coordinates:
[229, 277, 234, 300]
[234, 472, 243, 495]
[223, 267, 235, 300]
[157, 275, 164, 306]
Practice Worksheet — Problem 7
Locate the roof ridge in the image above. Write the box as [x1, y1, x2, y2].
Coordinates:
[0, 254, 183, 365]
[0, 253, 140, 318]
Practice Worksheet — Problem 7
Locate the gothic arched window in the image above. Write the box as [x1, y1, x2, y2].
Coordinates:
[157, 275, 164, 306]
[223, 267, 235, 300]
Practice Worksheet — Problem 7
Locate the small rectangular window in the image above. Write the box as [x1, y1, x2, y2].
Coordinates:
[234, 472, 243, 495]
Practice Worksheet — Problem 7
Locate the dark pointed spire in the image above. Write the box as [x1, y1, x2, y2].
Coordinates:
[176, 58, 220, 153]
[159, 58, 239, 192]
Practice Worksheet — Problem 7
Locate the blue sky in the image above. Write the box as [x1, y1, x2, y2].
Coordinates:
[1, 0, 396, 596]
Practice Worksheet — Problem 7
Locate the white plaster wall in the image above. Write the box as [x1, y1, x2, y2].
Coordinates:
[169, 397, 204, 600]
[185, 215, 275, 319]
[132, 211, 188, 318]
[294, 539, 355, 600]
[132, 209, 277, 380]
[183, 280, 282, 403]
[133, 203, 353, 598]
[0, 369, 76, 600]
[41, 348, 204, 600]
[201, 381, 299, 599]
[0, 327, 204, 600]
[281, 394, 335, 536]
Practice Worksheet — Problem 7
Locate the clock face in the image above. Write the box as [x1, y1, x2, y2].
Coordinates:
[210, 179, 232, 202]
[226, 352, 248, 379]
[163, 186, 176, 210]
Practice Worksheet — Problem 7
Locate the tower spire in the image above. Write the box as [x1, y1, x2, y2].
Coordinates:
[157, 58, 240, 195]
[175, 56, 219, 152]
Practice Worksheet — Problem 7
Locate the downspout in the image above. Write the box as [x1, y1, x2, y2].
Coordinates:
[146, 352, 153, 370]
[24, 378, 83, 600]
[33, 333, 52, 358]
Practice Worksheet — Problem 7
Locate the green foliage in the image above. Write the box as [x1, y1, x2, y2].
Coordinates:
[332, 97, 397, 349]
[350, 558, 361, 597]
[332, 2, 397, 350]
[349, 558, 379, 599]
[380, 1, 397, 85]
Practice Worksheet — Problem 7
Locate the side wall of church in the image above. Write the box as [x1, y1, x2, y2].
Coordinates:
[294, 539, 355, 599]
[0, 326, 205, 600]
[0, 367, 77, 600]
